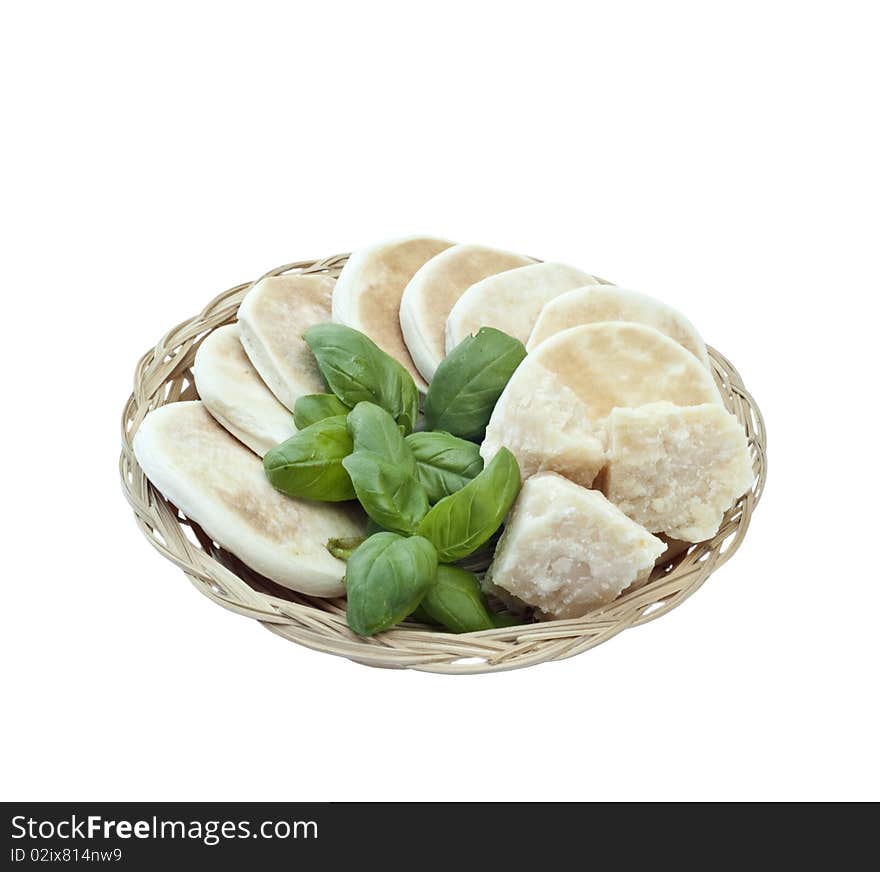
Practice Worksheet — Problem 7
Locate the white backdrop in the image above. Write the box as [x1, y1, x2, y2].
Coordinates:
[2, 1, 877, 801]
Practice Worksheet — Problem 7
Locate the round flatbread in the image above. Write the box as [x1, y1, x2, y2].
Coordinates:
[193, 324, 296, 457]
[400, 244, 533, 382]
[237, 273, 336, 412]
[527, 285, 710, 367]
[333, 236, 455, 392]
[445, 261, 600, 351]
[133, 401, 366, 597]
[481, 322, 722, 488]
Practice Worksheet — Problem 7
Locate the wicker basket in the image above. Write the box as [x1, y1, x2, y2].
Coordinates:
[119, 255, 767, 674]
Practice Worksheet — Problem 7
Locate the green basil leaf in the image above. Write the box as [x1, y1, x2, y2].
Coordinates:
[345, 533, 438, 636]
[347, 402, 416, 476]
[304, 323, 419, 434]
[409, 604, 439, 625]
[405, 430, 484, 503]
[424, 327, 526, 439]
[365, 519, 389, 536]
[415, 447, 520, 561]
[420, 565, 496, 633]
[491, 612, 522, 628]
[263, 415, 355, 501]
[341, 451, 429, 534]
[454, 533, 501, 573]
[293, 393, 351, 429]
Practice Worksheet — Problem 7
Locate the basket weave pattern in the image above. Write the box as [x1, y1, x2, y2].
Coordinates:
[119, 255, 767, 674]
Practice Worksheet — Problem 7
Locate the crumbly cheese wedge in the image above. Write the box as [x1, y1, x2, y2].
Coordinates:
[527, 285, 711, 367]
[237, 273, 335, 411]
[482, 364, 607, 488]
[193, 324, 296, 457]
[333, 236, 455, 391]
[400, 243, 534, 382]
[445, 262, 600, 351]
[486, 473, 666, 619]
[603, 401, 754, 542]
[481, 322, 722, 487]
[133, 402, 366, 596]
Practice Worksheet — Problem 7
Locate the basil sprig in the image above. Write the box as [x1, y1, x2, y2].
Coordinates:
[293, 393, 351, 429]
[405, 431, 483, 503]
[263, 415, 355, 501]
[424, 327, 526, 440]
[416, 448, 521, 561]
[304, 323, 419, 434]
[261, 322, 526, 637]
[344, 533, 438, 636]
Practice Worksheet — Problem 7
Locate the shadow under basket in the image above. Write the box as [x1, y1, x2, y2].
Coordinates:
[119, 254, 767, 674]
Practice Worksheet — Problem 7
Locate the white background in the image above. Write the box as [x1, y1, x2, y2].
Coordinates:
[2, 1, 877, 802]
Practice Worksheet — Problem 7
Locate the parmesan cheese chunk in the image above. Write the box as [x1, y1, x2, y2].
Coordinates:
[238, 273, 336, 412]
[482, 322, 722, 487]
[400, 243, 534, 383]
[527, 285, 711, 368]
[445, 262, 601, 351]
[603, 402, 754, 542]
[486, 473, 666, 619]
[193, 324, 296, 457]
[481, 365, 606, 488]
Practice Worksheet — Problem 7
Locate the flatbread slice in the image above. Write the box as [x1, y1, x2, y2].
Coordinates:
[527, 285, 710, 367]
[237, 273, 336, 412]
[193, 324, 296, 457]
[133, 401, 366, 596]
[333, 236, 455, 392]
[445, 261, 600, 351]
[481, 322, 723, 487]
[400, 243, 534, 382]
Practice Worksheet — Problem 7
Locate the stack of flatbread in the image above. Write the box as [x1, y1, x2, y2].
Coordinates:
[134, 273, 367, 597]
[134, 237, 754, 618]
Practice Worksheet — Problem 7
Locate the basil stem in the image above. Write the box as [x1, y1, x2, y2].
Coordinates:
[326, 536, 367, 560]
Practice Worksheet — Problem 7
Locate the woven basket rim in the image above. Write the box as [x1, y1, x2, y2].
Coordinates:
[119, 254, 767, 674]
